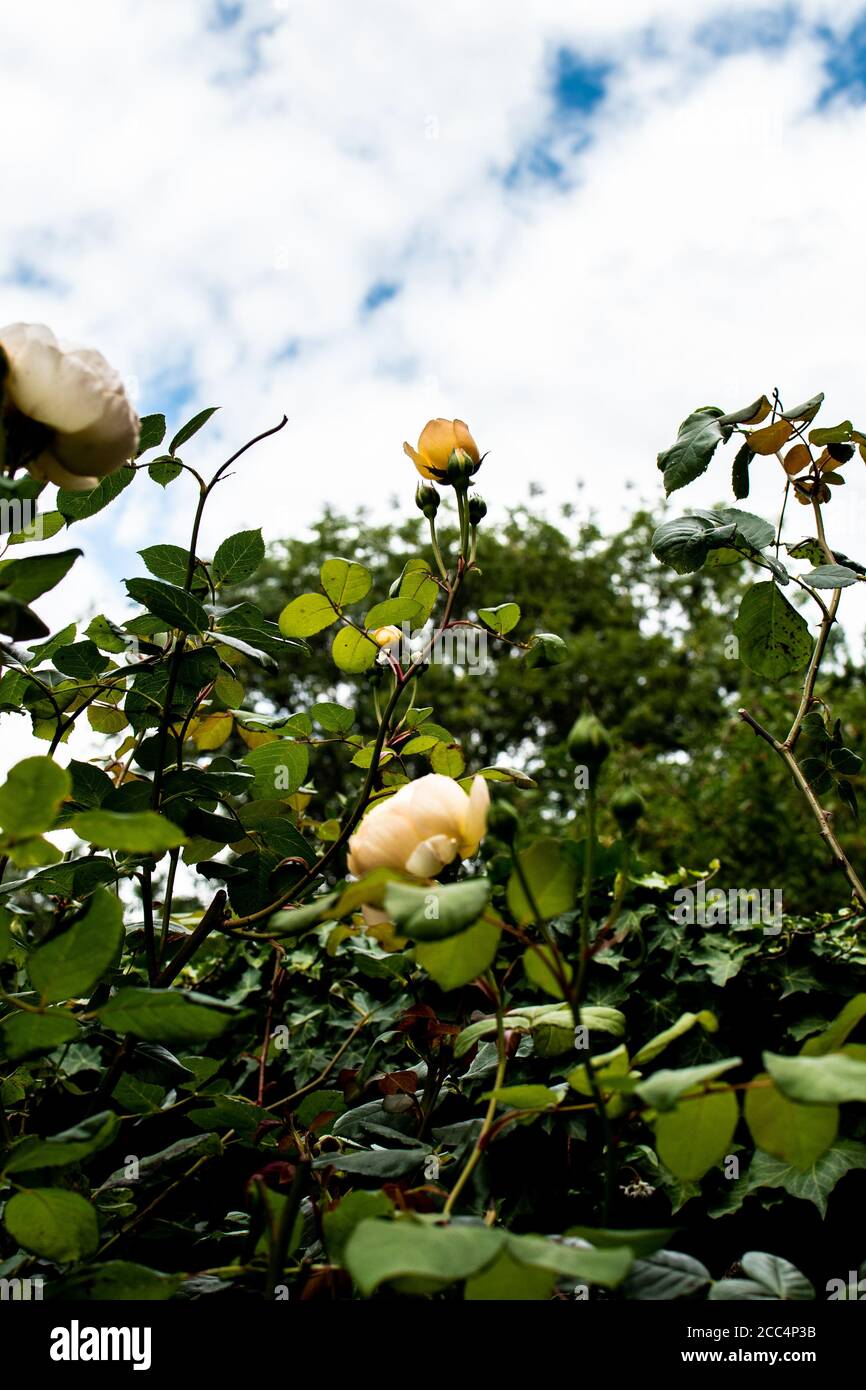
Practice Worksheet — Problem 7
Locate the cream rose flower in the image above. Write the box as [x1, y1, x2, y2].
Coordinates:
[348, 772, 490, 880]
[0, 322, 139, 491]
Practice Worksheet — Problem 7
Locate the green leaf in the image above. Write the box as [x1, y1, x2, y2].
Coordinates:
[399, 566, 438, 621]
[136, 414, 167, 456]
[4, 1188, 98, 1262]
[802, 994, 866, 1056]
[651, 515, 737, 575]
[713, 1141, 866, 1218]
[414, 917, 501, 989]
[97, 988, 235, 1043]
[0, 756, 70, 836]
[169, 406, 219, 454]
[125, 578, 207, 633]
[3, 1110, 119, 1174]
[744, 1075, 838, 1170]
[311, 701, 355, 734]
[320, 557, 372, 607]
[525, 632, 567, 668]
[5, 510, 66, 545]
[344, 1218, 503, 1295]
[242, 741, 309, 799]
[809, 420, 852, 445]
[148, 457, 183, 487]
[429, 742, 466, 777]
[507, 838, 578, 925]
[213, 529, 265, 586]
[363, 598, 421, 630]
[28, 887, 123, 1002]
[733, 582, 813, 681]
[654, 1086, 739, 1180]
[623, 1249, 712, 1300]
[0, 594, 48, 640]
[478, 603, 520, 635]
[56, 1260, 183, 1301]
[486, 1084, 559, 1109]
[566, 1226, 676, 1258]
[522, 944, 571, 998]
[52, 639, 109, 680]
[637, 1058, 741, 1111]
[632, 1010, 719, 1066]
[71, 810, 186, 854]
[657, 408, 730, 495]
[323, 1191, 395, 1264]
[138, 543, 192, 586]
[0, 547, 82, 603]
[331, 626, 379, 673]
[278, 592, 338, 638]
[463, 1250, 557, 1301]
[57, 467, 135, 521]
[802, 564, 859, 589]
[738, 1251, 814, 1300]
[782, 392, 824, 423]
[764, 1050, 866, 1104]
[506, 1231, 632, 1288]
[384, 878, 491, 941]
[0, 1008, 80, 1060]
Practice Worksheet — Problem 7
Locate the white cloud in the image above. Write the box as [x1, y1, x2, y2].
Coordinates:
[2, 0, 866, 780]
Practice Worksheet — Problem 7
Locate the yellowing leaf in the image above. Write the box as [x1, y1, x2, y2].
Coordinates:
[191, 712, 233, 750]
[747, 420, 794, 455]
[782, 444, 811, 476]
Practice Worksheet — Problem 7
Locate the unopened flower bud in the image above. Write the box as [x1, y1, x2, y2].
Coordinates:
[467, 493, 487, 526]
[611, 784, 645, 835]
[567, 713, 611, 778]
[415, 482, 440, 519]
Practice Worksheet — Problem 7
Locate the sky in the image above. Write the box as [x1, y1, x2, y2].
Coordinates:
[2, 0, 866, 773]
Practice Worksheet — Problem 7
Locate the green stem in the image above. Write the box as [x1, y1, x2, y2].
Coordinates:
[443, 991, 506, 1216]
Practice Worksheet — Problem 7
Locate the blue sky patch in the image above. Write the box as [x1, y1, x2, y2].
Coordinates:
[817, 14, 866, 105]
[362, 280, 400, 314]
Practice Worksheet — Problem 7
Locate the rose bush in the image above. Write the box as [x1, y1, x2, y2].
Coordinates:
[0, 342, 865, 1307]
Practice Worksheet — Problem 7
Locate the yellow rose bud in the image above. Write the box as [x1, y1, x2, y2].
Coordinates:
[403, 418, 480, 484]
[348, 772, 490, 880]
[370, 624, 402, 649]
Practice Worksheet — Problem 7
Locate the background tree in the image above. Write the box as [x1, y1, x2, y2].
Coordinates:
[235, 502, 866, 913]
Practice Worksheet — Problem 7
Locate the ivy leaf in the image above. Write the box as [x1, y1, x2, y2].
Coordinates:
[712, 1141, 866, 1218]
